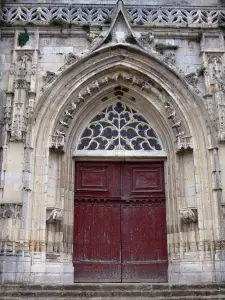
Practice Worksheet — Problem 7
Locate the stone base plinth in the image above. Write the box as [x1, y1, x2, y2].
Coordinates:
[0, 256, 74, 284]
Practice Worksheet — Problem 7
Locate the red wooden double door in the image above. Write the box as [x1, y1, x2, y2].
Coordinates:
[74, 162, 167, 283]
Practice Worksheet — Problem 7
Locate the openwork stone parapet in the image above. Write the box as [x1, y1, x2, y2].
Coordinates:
[1, 5, 225, 27]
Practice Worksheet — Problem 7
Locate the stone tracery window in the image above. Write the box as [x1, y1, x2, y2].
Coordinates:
[77, 102, 163, 151]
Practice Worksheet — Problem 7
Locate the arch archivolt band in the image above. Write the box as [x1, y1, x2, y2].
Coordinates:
[27, 44, 222, 284]
[47, 64, 192, 154]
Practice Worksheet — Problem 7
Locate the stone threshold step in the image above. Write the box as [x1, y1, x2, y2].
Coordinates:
[1, 297, 225, 300]
[0, 290, 224, 297]
[1, 284, 225, 290]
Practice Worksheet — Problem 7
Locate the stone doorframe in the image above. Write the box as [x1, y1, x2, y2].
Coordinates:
[2, 44, 223, 284]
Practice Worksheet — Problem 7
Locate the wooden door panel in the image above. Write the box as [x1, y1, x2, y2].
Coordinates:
[122, 262, 168, 283]
[73, 202, 121, 282]
[121, 202, 168, 282]
[74, 161, 168, 283]
[75, 162, 120, 198]
[121, 163, 164, 200]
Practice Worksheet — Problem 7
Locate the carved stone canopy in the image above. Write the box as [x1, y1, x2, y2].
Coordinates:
[176, 136, 193, 153]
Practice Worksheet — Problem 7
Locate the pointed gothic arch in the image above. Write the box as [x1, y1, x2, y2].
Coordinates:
[29, 43, 220, 284]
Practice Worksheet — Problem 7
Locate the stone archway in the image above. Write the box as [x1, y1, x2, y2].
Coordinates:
[72, 100, 168, 283]
[25, 44, 222, 284]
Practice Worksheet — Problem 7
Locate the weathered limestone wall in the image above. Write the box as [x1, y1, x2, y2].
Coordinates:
[0, 0, 225, 284]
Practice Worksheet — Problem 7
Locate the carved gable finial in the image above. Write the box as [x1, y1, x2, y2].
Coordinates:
[93, 0, 143, 51]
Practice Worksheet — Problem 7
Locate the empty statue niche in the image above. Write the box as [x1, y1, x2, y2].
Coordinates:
[178, 150, 199, 254]
[46, 151, 64, 259]
[46, 208, 63, 258]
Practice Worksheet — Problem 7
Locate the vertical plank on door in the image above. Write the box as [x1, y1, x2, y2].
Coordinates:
[121, 162, 167, 282]
[121, 202, 168, 282]
[74, 162, 122, 282]
[74, 202, 121, 282]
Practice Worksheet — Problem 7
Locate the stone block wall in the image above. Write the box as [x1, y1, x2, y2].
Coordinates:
[0, 0, 225, 284]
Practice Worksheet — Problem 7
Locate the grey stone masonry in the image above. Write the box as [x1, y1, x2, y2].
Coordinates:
[0, 283, 225, 299]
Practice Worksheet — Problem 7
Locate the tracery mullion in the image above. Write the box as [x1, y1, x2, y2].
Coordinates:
[118, 110, 121, 149]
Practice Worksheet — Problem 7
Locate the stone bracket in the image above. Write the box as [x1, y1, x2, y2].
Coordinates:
[180, 207, 198, 224]
[46, 207, 63, 224]
[176, 136, 193, 154]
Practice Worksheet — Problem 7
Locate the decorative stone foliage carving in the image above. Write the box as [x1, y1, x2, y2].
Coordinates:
[140, 32, 154, 47]
[2, 5, 224, 27]
[46, 208, 63, 224]
[176, 136, 193, 153]
[77, 102, 163, 151]
[163, 53, 176, 66]
[0, 204, 22, 219]
[184, 72, 199, 88]
[180, 208, 198, 224]
[86, 32, 100, 45]
[42, 71, 58, 92]
[65, 52, 77, 66]
[44, 71, 57, 85]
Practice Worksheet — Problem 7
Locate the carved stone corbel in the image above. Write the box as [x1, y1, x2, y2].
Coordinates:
[50, 135, 65, 151]
[176, 136, 193, 153]
[180, 208, 198, 224]
[46, 208, 63, 224]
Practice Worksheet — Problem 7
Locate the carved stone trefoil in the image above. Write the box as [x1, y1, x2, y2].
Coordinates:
[180, 208, 198, 224]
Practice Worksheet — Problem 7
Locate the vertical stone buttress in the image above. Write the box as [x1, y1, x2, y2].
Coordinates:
[0, 29, 38, 282]
[201, 32, 225, 281]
